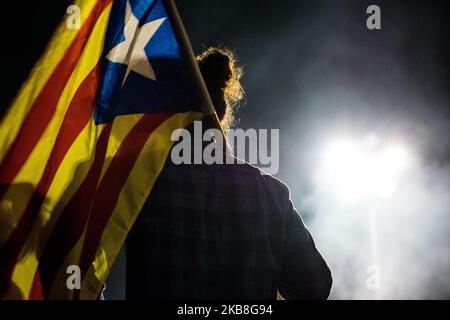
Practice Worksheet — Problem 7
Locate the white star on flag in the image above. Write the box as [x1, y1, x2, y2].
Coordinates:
[106, 1, 166, 85]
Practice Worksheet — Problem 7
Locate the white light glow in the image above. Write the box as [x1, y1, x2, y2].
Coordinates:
[320, 136, 411, 200]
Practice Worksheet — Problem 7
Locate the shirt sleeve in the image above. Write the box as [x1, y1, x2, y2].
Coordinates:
[278, 199, 332, 300]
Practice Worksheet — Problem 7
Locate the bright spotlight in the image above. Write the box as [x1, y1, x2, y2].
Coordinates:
[379, 145, 410, 177]
[379, 179, 398, 199]
[321, 138, 369, 199]
[320, 136, 411, 200]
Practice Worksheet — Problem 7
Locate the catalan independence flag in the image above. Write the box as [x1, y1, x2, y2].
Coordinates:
[0, 0, 207, 299]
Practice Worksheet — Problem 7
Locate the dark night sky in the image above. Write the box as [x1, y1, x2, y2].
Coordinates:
[0, 1, 448, 299]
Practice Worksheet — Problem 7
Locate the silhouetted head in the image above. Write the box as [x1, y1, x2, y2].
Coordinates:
[197, 47, 244, 129]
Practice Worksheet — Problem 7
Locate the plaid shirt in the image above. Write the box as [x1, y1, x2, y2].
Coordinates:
[125, 137, 332, 300]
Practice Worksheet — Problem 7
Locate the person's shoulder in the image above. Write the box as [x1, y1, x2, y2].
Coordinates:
[258, 167, 291, 200]
[165, 151, 292, 199]
[233, 160, 293, 218]
[227, 154, 291, 199]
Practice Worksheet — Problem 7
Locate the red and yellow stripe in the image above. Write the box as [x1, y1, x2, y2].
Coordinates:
[0, 0, 203, 299]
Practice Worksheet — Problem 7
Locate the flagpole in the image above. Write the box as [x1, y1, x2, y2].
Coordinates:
[163, 0, 230, 151]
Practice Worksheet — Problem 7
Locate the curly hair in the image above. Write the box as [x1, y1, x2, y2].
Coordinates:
[197, 47, 244, 129]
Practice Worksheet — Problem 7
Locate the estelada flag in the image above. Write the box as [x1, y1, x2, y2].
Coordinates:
[0, 0, 206, 299]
